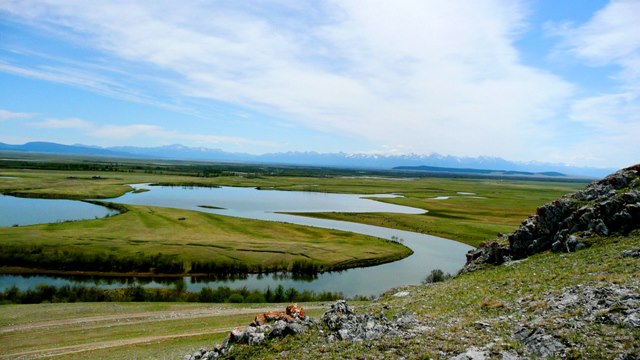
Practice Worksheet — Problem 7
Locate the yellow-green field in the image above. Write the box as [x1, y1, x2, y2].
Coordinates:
[0, 169, 586, 249]
[0, 302, 328, 359]
[0, 203, 410, 276]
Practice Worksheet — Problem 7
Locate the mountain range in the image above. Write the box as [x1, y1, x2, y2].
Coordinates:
[0, 141, 613, 178]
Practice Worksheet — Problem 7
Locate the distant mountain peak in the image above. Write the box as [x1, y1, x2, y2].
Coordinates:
[0, 141, 614, 178]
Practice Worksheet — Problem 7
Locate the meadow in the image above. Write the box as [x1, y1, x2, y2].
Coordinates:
[0, 163, 586, 246]
[0, 203, 410, 276]
[0, 159, 585, 277]
[0, 301, 330, 359]
[3, 156, 630, 359]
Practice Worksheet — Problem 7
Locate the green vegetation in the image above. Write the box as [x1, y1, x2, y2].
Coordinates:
[0, 301, 329, 359]
[0, 204, 411, 276]
[284, 178, 583, 246]
[0, 283, 349, 304]
[1, 166, 584, 248]
[422, 268, 452, 284]
[228, 231, 640, 359]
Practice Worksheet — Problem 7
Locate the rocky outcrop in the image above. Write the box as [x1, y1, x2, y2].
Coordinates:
[449, 281, 640, 359]
[183, 304, 314, 360]
[465, 164, 640, 270]
[514, 281, 640, 358]
[321, 300, 427, 342]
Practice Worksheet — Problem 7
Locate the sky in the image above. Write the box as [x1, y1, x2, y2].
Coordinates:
[0, 0, 639, 168]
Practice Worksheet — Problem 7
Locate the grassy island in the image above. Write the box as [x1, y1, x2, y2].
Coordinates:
[0, 204, 411, 276]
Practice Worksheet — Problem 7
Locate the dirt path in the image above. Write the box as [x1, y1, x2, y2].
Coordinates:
[0, 305, 325, 359]
[0, 328, 233, 359]
[0, 305, 322, 334]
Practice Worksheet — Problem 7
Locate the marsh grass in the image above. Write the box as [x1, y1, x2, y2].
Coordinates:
[0, 168, 584, 247]
[0, 204, 411, 276]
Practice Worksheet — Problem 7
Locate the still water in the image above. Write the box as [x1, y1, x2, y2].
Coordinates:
[0, 185, 473, 297]
[0, 194, 118, 227]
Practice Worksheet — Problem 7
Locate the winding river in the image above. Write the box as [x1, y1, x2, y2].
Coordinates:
[0, 185, 473, 297]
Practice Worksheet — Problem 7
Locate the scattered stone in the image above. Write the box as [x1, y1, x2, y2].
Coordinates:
[449, 346, 488, 360]
[183, 304, 314, 359]
[511, 281, 640, 359]
[622, 249, 640, 258]
[514, 327, 566, 357]
[450, 346, 526, 360]
[320, 300, 423, 343]
[393, 290, 410, 297]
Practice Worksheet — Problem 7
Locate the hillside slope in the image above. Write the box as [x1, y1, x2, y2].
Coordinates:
[203, 165, 640, 359]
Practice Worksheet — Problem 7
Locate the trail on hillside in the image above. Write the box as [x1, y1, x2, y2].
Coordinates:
[1, 328, 233, 359]
[0, 304, 324, 359]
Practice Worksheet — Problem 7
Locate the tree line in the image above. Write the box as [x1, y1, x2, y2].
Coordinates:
[0, 283, 367, 304]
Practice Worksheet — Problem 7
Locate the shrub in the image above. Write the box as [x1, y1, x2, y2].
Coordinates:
[422, 269, 452, 284]
[228, 293, 244, 303]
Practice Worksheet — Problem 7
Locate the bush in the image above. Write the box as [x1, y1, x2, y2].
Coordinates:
[422, 269, 451, 284]
[228, 293, 244, 303]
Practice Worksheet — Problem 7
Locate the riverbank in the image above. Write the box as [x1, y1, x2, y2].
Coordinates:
[0, 204, 412, 277]
[223, 231, 640, 359]
[0, 168, 585, 247]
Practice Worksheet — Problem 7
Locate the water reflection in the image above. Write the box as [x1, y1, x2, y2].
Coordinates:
[1, 185, 472, 297]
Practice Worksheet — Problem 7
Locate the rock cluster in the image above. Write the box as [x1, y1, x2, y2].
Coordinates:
[321, 300, 426, 342]
[542, 282, 640, 330]
[465, 164, 640, 269]
[515, 281, 640, 358]
[183, 304, 314, 360]
[449, 282, 640, 359]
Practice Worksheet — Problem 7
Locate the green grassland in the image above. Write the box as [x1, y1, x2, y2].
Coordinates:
[229, 231, 640, 359]
[0, 168, 585, 249]
[3, 232, 637, 359]
[2, 160, 631, 359]
[0, 302, 329, 359]
[0, 204, 411, 275]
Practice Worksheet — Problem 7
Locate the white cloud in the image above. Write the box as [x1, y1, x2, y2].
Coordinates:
[0, 109, 34, 121]
[14, 0, 640, 165]
[552, 0, 640, 82]
[0, 1, 575, 157]
[546, 0, 640, 168]
[29, 118, 92, 129]
[89, 123, 272, 147]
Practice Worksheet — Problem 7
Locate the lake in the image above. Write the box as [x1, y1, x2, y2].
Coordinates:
[0, 194, 119, 227]
[0, 185, 473, 297]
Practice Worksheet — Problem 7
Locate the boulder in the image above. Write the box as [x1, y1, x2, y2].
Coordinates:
[185, 304, 314, 359]
[514, 327, 566, 358]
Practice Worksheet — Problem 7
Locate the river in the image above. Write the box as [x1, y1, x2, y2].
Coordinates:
[0, 185, 472, 297]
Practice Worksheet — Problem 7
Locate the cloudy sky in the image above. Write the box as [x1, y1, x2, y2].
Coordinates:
[0, 0, 638, 168]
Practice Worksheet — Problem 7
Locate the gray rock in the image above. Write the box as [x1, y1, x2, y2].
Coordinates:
[289, 322, 306, 334]
[321, 300, 423, 343]
[623, 310, 640, 328]
[589, 219, 609, 236]
[565, 235, 578, 252]
[622, 249, 640, 258]
[449, 346, 488, 360]
[247, 331, 265, 345]
[465, 165, 640, 270]
[268, 320, 289, 339]
[514, 327, 566, 357]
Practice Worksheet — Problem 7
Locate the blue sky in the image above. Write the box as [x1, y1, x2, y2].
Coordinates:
[0, 0, 638, 168]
